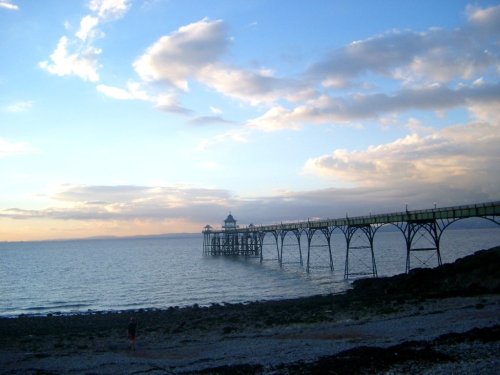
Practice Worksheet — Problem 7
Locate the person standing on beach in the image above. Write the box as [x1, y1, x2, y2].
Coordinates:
[127, 317, 137, 351]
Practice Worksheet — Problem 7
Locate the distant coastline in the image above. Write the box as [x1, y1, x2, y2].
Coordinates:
[1, 216, 497, 244]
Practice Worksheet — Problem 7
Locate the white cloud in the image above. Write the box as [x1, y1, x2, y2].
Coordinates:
[96, 84, 133, 99]
[97, 81, 152, 101]
[40, 0, 131, 83]
[133, 18, 228, 90]
[88, 0, 130, 20]
[3, 100, 33, 112]
[210, 106, 222, 115]
[76, 15, 99, 41]
[0, 1, 18, 10]
[39, 36, 101, 82]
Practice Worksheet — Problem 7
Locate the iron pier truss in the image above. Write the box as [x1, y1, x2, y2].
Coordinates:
[202, 201, 500, 278]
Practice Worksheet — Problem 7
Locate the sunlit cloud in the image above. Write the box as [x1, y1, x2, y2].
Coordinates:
[133, 18, 229, 90]
[0, 184, 234, 224]
[2, 178, 493, 232]
[19, 3, 500, 240]
[466, 4, 500, 32]
[0, 1, 18, 11]
[95, 3, 500, 136]
[304, 121, 500, 198]
[132, 17, 312, 110]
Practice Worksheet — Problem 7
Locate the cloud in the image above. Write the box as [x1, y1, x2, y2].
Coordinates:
[196, 129, 249, 151]
[247, 106, 301, 132]
[96, 84, 134, 99]
[2, 100, 33, 112]
[1, 173, 497, 232]
[210, 106, 222, 115]
[76, 15, 100, 41]
[198, 65, 312, 105]
[246, 82, 500, 130]
[307, 5, 500, 87]
[100, 4, 499, 128]
[40, 3, 500, 129]
[132, 18, 312, 108]
[155, 94, 192, 115]
[133, 18, 229, 90]
[304, 121, 500, 198]
[187, 115, 233, 125]
[39, 36, 101, 82]
[0, 138, 34, 158]
[0, 1, 18, 10]
[96, 81, 152, 101]
[466, 4, 500, 34]
[0, 184, 234, 223]
[88, 0, 130, 20]
[40, 0, 131, 82]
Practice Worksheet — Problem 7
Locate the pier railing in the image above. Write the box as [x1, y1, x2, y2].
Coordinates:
[202, 201, 500, 277]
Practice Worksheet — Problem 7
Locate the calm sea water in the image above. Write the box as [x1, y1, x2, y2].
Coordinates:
[1, 227, 499, 317]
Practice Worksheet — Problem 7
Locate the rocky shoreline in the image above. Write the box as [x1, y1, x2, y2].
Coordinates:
[1, 246, 499, 374]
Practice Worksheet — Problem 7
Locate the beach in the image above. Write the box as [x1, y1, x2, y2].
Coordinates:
[1, 247, 499, 374]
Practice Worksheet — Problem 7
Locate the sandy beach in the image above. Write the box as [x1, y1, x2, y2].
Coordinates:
[1, 247, 499, 374]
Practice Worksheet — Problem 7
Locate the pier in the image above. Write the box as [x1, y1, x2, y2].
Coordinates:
[202, 201, 500, 277]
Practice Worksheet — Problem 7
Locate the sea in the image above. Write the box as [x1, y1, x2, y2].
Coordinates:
[1, 227, 499, 317]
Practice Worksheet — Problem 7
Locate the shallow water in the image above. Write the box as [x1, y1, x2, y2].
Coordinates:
[1, 227, 499, 317]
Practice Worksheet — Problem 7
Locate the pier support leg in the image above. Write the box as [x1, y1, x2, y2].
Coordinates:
[295, 231, 303, 266]
[398, 220, 442, 273]
[258, 232, 265, 263]
[271, 232, 281, 266]
[320, 228, 334, 272]
[306, 232, 312, 273]
[344, 225, 379, 279]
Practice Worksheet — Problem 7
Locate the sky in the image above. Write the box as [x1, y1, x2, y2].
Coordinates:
[0, 0, 499, 241]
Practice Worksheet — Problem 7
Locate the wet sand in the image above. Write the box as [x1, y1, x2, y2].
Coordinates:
[1, 247, 499, 374]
